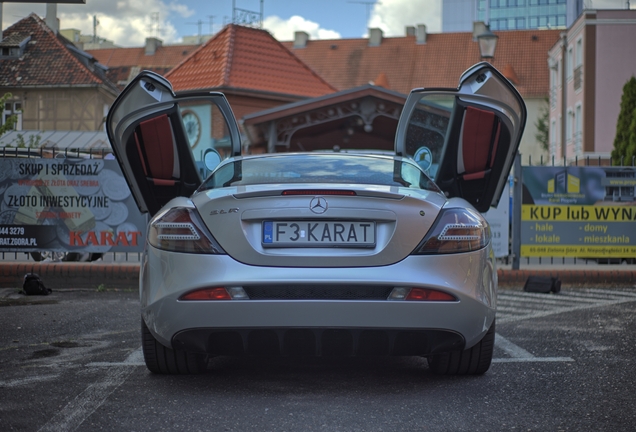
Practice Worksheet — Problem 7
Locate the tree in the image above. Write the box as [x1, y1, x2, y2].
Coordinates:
[534, 97, 550, 157]
[0, 93, 18, 136]
[611, 76, 636, 165]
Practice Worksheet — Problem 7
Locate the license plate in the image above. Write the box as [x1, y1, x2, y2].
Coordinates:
[262, 221, 375, 247]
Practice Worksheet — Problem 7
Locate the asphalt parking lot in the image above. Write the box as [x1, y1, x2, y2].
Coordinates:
[1, 286, 636, 431]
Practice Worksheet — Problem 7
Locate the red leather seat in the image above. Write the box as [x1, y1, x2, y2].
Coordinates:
[459, 106, 500, 181]
[134, 114, 178, 186]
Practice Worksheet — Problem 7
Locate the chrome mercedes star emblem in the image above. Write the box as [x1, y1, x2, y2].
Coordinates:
[309, 197, 328, 214]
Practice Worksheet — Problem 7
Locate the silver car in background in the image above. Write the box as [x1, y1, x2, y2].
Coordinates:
[107, 63, 526, 375]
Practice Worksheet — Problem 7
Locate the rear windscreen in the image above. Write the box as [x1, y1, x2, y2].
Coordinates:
[199, 154, 440, 191]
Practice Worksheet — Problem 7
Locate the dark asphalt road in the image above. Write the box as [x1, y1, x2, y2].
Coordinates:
[1, 287, 635, 431]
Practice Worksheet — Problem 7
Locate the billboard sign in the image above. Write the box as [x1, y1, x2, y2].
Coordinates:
[0, 157, 146, 253]
[521, 166, 636, 258]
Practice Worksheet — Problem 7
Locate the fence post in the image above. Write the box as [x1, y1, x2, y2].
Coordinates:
[512, 152, 522, 270]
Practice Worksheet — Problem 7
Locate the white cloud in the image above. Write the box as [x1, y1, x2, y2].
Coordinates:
[1, 0, 193, 47]
[263, 15, 341, 41]
[368, 0, 442, 35]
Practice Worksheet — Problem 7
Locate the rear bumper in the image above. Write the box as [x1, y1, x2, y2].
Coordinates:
[140, 246, 497, 354]
[173, 327, 465, 357]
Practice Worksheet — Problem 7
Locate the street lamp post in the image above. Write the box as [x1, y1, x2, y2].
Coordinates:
[477, 26, 499, 61]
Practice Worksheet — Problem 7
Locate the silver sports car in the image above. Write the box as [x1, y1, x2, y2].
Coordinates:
[107, 63, 526, 375]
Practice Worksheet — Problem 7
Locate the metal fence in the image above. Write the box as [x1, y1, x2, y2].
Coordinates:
[2, 147, 635, 266]
[0, 145, 144, 263]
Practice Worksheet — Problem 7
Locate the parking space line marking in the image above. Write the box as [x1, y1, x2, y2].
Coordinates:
[492, 357, 574, 363]
[495, 334, 534, 358]
[86, 348, 144, 367]
[37, 349, 140, 432]
[0, 374, 60, 388]
[497, 288, 636, 324]
[494, 333, 574, 363]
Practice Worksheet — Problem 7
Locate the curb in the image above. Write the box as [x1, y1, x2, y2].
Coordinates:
[0, 262, 141, 290]
[1, 262, 635, 290]
[497, 269, 636, 286]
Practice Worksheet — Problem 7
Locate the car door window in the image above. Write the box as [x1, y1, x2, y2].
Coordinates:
[404, 94, 454, 179]
[179, 100, 235, 179]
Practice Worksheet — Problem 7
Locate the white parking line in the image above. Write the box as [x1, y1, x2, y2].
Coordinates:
[0, 374, 60, 388]
[37, 349, 141, 432]
[493, 334, 573, 363]
[497, 288, 636, 324]
[86, 348, 144, 367]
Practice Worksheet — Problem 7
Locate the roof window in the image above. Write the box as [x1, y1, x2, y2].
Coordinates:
[0, 34, 31, 59]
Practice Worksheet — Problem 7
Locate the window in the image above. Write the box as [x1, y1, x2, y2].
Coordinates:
[550, 67, 558, 109]
[0, 36, 30, 59]
[566, 47, 573, 79]
[516, 17, 526, 29]
[575, 38, 583, 67]
[575, 105, 582, 154]
[200, 155, 440, 192]
[566, 109, 573, 143]
[550, 119, 557, 156]
[2, 100, 22, 131]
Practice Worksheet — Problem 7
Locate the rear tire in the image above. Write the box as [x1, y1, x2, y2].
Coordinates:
[141, 319, 207, 374]
[427, 320, 495, 375]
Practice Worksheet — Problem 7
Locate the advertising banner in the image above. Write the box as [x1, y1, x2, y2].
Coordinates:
[521, 166, 636, 258]
[0, 157, 146, 253]
[484, 180, 510, 258]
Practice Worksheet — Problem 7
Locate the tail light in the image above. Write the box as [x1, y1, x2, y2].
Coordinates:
[388, 287, 457, 301]
[180, 286, 248, 300]
[148, 207, 225, 254]
[413, 208, 489, 254]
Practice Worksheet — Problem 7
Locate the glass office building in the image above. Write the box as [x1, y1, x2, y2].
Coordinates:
[442, 0, 584, 32]
[482, 0, 579, 31]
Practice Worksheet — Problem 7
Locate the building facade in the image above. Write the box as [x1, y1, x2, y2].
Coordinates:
[547, 9, 636, 164]
[0, 14, 118, 138]
[443, 0, 584, 32]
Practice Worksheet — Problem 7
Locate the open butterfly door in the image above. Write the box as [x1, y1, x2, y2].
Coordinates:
[394, 62, 526, 213]
[106, 71, 242, 215]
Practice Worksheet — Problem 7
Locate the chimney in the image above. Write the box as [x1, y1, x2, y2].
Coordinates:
[144, 37, 162, 55]
[416, 24, 427, 44]
[473, 21, 488, 41]
[405, 26, 415, 36]
[368, 28, 383, 47]
[293, 31, 309, 49]
[45, 3, 59, 34]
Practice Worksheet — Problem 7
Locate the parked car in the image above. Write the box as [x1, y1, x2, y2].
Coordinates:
[107, 63, 526, 375]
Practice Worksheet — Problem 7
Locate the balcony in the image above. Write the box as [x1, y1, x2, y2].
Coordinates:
[574, 66, 583, 91]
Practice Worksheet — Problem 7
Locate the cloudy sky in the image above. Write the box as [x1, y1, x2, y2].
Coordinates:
[0, 0, 632, 47]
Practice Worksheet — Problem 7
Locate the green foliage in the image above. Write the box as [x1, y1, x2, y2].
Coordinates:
[612, 76, 636, 165]
[534, 97, 550, 155]
[15, 133, 42, 148]
[0, 93, 18, 136]
[96, 284, 106, 292]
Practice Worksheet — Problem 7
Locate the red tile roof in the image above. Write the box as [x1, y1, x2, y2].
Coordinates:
[0, 14, 117, 93]
[86, 43, 198, 89]
[282, 30, 561, 98]
[165, 24, 336, 97]
[87, 44, 198, 70]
